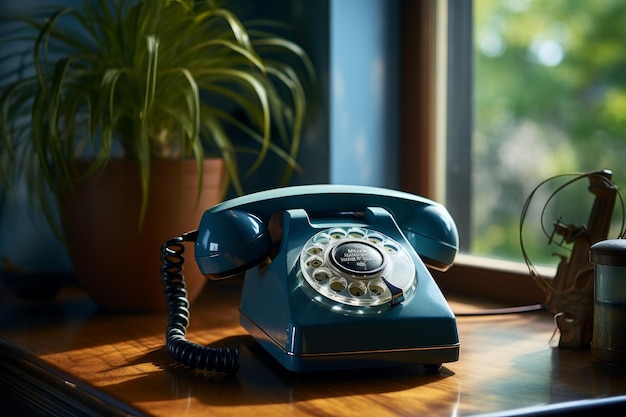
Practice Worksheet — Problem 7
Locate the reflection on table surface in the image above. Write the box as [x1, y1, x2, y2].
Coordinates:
[1, 278, 625, 416]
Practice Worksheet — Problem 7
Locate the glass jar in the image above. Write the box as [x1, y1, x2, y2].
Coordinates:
[590, 239, 626, 367]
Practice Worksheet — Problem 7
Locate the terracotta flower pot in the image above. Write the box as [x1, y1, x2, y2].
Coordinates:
[62, 158, 225, 312]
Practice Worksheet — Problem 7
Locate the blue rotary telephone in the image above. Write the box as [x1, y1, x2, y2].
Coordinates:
[161, 185, 460, 374]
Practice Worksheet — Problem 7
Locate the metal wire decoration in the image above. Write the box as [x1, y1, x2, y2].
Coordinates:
[519, 170, 625, 348]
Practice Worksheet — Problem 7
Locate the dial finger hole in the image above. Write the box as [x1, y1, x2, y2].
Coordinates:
[367, 233, 384, 244]
[329, 277, 347, 292]
[313, 233, 331, 245]
[383, 242, 399, 253]
[329, 228, 347, 239]
[348, 228, 366, 239]
[306, 245, 324, 256]
[306, 256, 323, 269]
[348, 282, 367, 297]
[368, 281, 386, 297]
[313, 268, 330, 282]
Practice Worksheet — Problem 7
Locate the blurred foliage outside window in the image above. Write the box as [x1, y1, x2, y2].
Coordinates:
[471, 0, 626, 266]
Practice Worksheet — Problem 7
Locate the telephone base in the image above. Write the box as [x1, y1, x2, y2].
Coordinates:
[237, 206, 460, 374]
[241, 313, 460, 373]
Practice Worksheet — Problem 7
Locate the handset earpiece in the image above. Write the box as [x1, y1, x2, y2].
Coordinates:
[195, 209, 273, 279]
[399, 203, 459, 271]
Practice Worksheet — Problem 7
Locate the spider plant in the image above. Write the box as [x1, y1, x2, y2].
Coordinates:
[0, 0, 314, 230]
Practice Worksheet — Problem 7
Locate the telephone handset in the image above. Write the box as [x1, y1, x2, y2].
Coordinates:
[161, 185, 460, 374]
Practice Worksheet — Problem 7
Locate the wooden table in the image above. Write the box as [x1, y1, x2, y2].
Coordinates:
[1, 277, 626, 416]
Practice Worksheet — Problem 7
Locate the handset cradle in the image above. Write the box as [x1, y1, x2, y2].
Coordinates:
[161, 184, 460, 374]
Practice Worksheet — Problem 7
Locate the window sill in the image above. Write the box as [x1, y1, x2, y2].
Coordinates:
[431, 253, 554, 305]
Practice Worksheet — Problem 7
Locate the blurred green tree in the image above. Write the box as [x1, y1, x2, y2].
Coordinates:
[473, 0, 626, 264]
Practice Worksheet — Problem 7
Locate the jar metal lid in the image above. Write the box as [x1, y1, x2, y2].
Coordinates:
[590, 239, 626, 266]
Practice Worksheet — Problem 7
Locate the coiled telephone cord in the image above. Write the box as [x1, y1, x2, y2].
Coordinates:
[161, 230, 240, 374]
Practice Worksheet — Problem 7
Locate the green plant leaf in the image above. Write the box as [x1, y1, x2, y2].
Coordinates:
[0, 0, 315, 235]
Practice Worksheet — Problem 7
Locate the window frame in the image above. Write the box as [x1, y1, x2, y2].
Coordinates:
[400, 0, 551, 305]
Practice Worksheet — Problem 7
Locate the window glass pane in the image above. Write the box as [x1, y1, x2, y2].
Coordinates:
[472, 0, 626, 265]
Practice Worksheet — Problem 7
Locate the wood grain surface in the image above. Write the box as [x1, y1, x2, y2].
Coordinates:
[1, 277, 626, 416]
